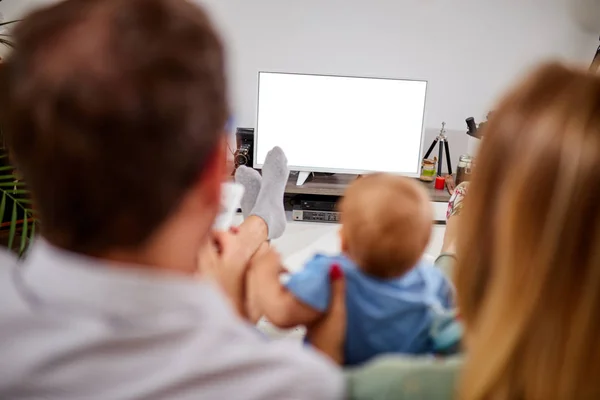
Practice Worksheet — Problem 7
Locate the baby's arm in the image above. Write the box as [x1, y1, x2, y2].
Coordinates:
[250, 254, 334, 329]
[254, 271, 322, 329]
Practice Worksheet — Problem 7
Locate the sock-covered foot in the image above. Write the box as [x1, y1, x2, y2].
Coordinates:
[235, 166, 262, 219]
[251, 147, 289, 239]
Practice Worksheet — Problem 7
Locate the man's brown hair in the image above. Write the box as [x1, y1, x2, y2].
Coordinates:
[339, 174, 432, 278]
[0, 0, 228, 254]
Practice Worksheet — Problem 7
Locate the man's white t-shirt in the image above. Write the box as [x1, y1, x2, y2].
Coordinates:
[0, 241, 344, 399]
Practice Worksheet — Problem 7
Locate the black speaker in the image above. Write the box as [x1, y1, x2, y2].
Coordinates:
[234, 128, 254, 169]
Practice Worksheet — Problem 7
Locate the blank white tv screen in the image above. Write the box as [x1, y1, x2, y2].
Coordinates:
[255, 72, 427, 176]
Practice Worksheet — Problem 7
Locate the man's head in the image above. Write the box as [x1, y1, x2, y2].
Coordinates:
[1, 0, 228, 256]
[339, 174, 432, 278]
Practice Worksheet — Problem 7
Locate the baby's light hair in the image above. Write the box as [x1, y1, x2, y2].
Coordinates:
[339, 174, 432, 278]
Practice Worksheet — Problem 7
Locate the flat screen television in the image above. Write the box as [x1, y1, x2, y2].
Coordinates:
[254, 71, 427, 180]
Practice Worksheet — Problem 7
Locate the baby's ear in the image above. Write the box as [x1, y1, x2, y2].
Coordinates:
[339, 228, 349, 253]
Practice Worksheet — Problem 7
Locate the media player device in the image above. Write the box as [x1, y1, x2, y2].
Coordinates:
[297, 195, 339, 212]
[290, 195, 340, 223]
[292, 206, 341, 223]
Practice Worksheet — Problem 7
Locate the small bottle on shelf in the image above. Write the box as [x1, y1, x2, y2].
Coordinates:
[420, 157, 437, 182]
[456, 155, 474, 185]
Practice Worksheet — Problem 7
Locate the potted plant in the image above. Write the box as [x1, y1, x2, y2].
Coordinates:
[0, 20, 36, 256]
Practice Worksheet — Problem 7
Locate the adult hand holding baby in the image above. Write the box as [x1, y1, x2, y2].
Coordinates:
[248, 248, 347, 364]
[306, 265, 347, 365]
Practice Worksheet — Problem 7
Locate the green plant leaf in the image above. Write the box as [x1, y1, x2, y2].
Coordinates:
[0, 20, 19, 27]
[0, 182, 26, 187]
[0, 39, 14, 48]
[0, 166, 15, 172]
[7, 201, 17, 250]
[0, 192, 6, 223]
[9, 189, 29, 195]
[19, 217, 28, 254]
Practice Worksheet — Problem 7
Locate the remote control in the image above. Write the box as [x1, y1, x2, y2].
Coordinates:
[213, 182, 244, 231]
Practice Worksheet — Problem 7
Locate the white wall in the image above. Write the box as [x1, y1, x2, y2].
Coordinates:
[0, 0, 54, 20]
[202, 0, 597, 131]
[570, 0, 600, 33]
[3, 0, 598, 166]
[199, 0, 598, 166]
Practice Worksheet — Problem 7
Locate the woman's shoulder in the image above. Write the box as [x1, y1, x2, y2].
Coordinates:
[345, 355, 462, 400]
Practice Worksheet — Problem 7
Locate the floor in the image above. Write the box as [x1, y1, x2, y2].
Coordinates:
[234, 213, 447, 341]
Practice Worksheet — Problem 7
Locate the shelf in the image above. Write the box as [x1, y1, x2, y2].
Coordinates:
[284, 173, 451, 203]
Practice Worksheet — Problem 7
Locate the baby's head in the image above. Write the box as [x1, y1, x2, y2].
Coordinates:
[339, 174, 432, 278]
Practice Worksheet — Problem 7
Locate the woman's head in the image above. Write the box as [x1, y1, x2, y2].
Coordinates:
[455, 63, 600, 399]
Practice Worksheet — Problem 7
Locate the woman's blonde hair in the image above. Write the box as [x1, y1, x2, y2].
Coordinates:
[455, 63, 600, 399]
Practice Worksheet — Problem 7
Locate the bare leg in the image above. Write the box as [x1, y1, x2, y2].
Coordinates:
[230, 147, 290, 319]
[246, 241, 270, 324]
[219, 218, 269, 323]
[234, 215, 269, 262]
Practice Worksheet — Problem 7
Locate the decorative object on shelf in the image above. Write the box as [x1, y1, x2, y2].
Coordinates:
[434, 176, 445, 190]
[465, 115, 488, 157]
[423, 122, 452, 176]
[466, 117, 481, 139]
[466, 113, 493, 139]
[456, 155, 474, 185]
[419, 157, 437, 182]
[234, 127, 254, 170]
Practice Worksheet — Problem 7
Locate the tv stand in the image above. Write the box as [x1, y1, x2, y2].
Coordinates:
[296, 171, 312, 186]
[284, 174, 451, 224]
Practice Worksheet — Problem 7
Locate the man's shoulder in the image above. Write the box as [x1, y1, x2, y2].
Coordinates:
[141, 292, 345, 399]
[0, 250, 18, 285]
[0, 251, 25, 316]
[232, 339, 345, 399]
[0, 288, 345, 399]
[0, 244, 344, 399]
[180, 320, 345, 399]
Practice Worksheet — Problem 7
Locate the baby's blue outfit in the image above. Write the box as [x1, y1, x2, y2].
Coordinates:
[285, 254, 456, 366]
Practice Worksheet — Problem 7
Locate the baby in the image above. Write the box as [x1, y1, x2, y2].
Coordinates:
[252, 173, 459, 366]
